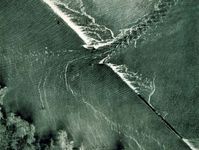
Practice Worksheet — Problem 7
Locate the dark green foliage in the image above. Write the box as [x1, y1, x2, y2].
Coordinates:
[0, 112, 36, 150]
[0, 106, 79, 150]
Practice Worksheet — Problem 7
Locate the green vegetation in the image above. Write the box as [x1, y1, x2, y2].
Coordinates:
[0, 110, 79, 150]
[0, 92, 80, 150]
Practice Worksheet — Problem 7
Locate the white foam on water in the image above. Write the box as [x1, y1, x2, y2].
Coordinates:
[183, 139, 199, 150]
[43, 0, 95, 45]
[78, 0, 115, 38]
[42, 0, 178, 50]
[105, 63, 156, 101]
[91, 40, 115, 50]
[106, 63, 139, 93]
[42, 0, 116, 49]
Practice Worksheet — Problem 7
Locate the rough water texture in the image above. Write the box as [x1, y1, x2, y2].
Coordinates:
[0, 0, 198, 149]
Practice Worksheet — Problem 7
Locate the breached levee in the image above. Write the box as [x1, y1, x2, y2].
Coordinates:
[103, 63, 156, 105]
[42, 0, 179, 119]
[42, 0, 115, 49]
[42, 0, 178, 50]
[38, 1, 195, 149]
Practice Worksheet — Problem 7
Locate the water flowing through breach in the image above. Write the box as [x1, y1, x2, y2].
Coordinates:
[40, 0, 196, 150]
[42, 0, 178, 49]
